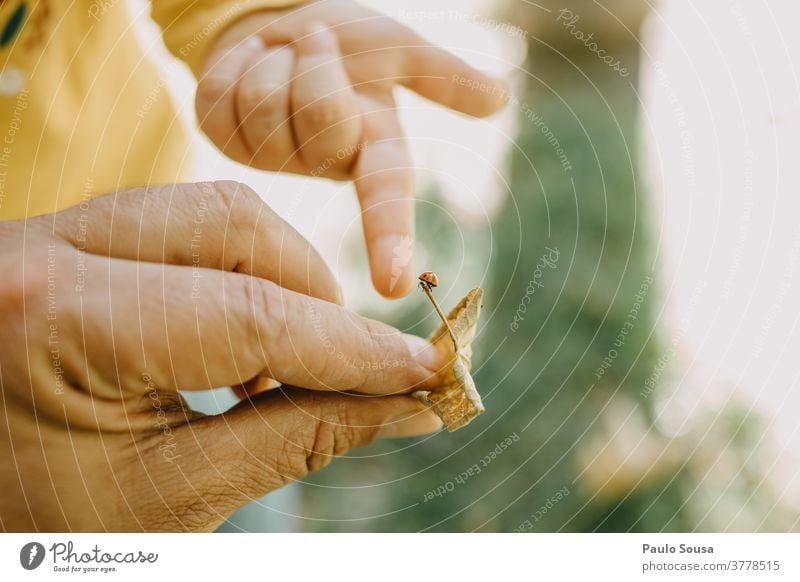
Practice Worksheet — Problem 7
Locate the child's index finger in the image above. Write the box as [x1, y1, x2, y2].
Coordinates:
[353, 92, 416, 299]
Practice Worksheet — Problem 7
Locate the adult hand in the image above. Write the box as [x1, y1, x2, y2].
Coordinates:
[196, 0, 508, 297]
[0, 181, 441, 531]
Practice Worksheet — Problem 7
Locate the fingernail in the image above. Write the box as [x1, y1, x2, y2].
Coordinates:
[299, 22, 337, 54]
[306, 22, 329, 35]
[376, 409, 442, 439]
[243, 37, 263, 50]
[403, 334, 443, 373]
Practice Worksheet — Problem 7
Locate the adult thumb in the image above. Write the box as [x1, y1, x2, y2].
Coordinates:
[138, 388, 440, 530]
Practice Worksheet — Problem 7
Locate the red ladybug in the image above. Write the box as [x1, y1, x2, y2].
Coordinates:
[418, 271, 439, 288]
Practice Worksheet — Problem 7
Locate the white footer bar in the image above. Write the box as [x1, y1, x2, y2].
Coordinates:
[1, 533, 798, 581]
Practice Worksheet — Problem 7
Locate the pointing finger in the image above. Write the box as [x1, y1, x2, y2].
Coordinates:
[353, 92, 416, 298]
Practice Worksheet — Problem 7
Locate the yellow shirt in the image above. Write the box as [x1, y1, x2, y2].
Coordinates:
[0, 0, 299, 220]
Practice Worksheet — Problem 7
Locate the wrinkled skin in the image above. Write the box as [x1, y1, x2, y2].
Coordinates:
[0, 181, 442, 531]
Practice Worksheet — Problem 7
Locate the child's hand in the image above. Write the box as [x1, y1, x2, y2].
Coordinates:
[196, 0, 508, 298]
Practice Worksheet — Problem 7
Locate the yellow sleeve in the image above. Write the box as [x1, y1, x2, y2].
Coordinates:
[152, 0, 305, 76]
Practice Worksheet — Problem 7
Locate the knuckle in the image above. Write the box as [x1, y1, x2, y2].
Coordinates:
[278, 402, 359, 478]
[305, 420, 339, 473]
[237, 279, 290, 371]
[302, 94, 353, 133]
[243, 277, 278, 330]
[195, 86, 239, 152]
[1, 241, 56, 321]
[209, 179, 260, 210]
[0, 261, 32, 318]
[207, 180, 266, 239]
[196, 75, 233, 110]
[356, 317, 394, 389]
[238, 83, 288, 122]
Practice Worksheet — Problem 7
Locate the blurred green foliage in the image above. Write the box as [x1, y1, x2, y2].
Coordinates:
[294, 27, 691, 530]
[260, 2, 787, 533]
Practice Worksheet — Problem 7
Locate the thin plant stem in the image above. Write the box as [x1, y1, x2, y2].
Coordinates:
[420, 282, 459, 352]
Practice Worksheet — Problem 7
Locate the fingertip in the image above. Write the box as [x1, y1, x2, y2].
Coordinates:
[376, 406, 443, 439]
[484, 78, 511, 115]
[369, 234, 416, 298]
[463, 75, 511, 118]
[372, 270, 414, 299]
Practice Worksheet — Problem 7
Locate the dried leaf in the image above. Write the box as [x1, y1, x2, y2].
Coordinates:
[414, 287, 484, 431]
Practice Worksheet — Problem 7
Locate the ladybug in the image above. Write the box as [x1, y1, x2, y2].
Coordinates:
[418, 271, 439, 288]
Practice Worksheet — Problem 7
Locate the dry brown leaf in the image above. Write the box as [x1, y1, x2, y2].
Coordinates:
[414, 287, 484, 431]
